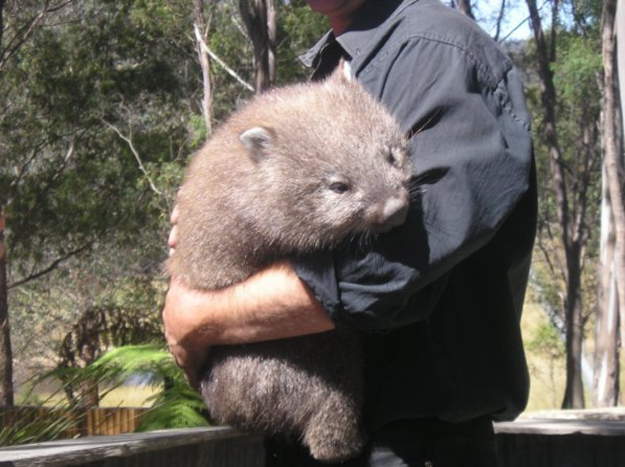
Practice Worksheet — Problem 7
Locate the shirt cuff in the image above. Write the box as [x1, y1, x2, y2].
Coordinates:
[291, 251, 343, 321]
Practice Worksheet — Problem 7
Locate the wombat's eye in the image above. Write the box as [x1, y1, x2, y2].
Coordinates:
[389, 148, 407, 167]
[329, 181, 350, 194]
[385, 149, 397, 166]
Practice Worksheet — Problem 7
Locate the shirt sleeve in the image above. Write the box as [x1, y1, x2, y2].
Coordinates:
[294, 38, 533, 332]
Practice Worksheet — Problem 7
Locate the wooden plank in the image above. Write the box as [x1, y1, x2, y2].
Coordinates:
[3, 415, 624, 467]
[519, 408, 625, 421]
[0, 427, 264, 467]
[496, 432, 625, 467]
[495, 417, 625, 467]
[495, 418, 625, 436]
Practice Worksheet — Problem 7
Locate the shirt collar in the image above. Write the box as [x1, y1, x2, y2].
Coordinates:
[300, 29, 335, 69]
[336, 0, 407, 58]
[301, 0, 418, 69]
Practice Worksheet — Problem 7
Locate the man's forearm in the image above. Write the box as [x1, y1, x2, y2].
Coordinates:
[207, 260, 335, 344]
[163, 260, 335, 385]
[163, 260, 335, 349]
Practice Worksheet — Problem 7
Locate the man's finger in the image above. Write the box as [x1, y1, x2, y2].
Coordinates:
[168, 224, 179, 253]
[165, 330, 203, 389]
[167, 343, 198, 387]
[176, 353, 200, 389]
[168, 206, 180, 254]
[170, 205, 180, 224]
[183, 367, 199, 390]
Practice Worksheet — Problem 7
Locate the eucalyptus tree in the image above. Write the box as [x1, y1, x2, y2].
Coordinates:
[595, 0, 625, 408]
[0, 0, 81, 407]
[0, 0, 196, 399]
[523, 0, 603, 408]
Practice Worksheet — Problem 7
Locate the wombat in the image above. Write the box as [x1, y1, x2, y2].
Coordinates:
[167, 62, 412, 462]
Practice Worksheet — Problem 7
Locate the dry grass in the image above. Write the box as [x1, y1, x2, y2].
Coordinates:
[99, 385, 159, 408]
[18, 385, 158, 409]
[521, 302, 567, 412]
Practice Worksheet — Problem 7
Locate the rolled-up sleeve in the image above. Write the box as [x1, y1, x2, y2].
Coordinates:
[294, 37, 533, 332]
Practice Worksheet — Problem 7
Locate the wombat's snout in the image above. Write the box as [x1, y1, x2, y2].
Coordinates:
[371, 196, 409, 232]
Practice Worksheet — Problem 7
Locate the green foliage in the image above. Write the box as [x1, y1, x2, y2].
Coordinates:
[88, 345, 211, 431]
[89, 345, 179, 387]
[1, 0, 189, 263]
[1, 365, 105, 447]
[526, 321, 566, 360]
[0, 345, 209, 446]
[566, 0, 602, 27]
[0, 0, 194, 386]
[0, 0, 334, 444]
[517, 16, 603, 324]
[0, 405, 80, 447]
[138, 383, 210, 431]
[1, 3, 331, 391]
[0, 367, 85, 446]
[275, 0, 329, 83]
[204, 0, 329, 121]
[206, 1, 255, 121]
[552, 34, 602, 102]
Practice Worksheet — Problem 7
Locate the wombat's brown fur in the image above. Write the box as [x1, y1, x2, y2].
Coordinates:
[167, 63, 411, 462]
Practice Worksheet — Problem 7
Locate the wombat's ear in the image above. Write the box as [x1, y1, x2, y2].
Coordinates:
[330, 58, 353, 83]
[240, 126, 273, 162]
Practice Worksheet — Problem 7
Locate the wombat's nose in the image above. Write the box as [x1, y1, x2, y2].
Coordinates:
[371, 197, 408, 232]
[383, 198, 409, 227]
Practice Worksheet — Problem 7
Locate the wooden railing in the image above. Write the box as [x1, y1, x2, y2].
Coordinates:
[495, 411, 625, 467]
[1, 412, 625, 466]
[0, 426, 263, 467]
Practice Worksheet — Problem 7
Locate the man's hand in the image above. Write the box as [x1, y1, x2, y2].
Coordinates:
[164, 205, 208, 386]
[163, 276, 215, 388]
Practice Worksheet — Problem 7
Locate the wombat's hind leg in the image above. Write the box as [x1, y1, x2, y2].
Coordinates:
[302, 397, 365, 463]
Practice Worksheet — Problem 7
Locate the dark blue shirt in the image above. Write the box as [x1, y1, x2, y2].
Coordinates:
[295, 0, 537, 430]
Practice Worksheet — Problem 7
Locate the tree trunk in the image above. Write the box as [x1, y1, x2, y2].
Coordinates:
[493, 0, 507, 42]
[525, 0, 586, 408]
[194, 0, 212, 136]
[266, 0, 275, 85]
[618, 4, 625, 384]
[0, 0, 4, 52]
[0, 210, 14, 407]
[592, 0, 624, 408]
[618, 0, 624, 123]
[603, 0, 625, 355]
[58, 306, 107, 408]
[239, 0, 275, 93]
[594, 172, 620, 407]
[562, 250, 585, 408]
[457, 0, 475, 20]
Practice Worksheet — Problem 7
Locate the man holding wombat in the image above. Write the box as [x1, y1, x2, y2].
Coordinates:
[163, 0, 537, 466]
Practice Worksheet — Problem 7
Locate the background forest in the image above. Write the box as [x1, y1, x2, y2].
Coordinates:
[0, 0, 624, 445]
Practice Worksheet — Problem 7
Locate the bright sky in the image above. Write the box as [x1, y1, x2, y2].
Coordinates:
[475, 0, 533, 41]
